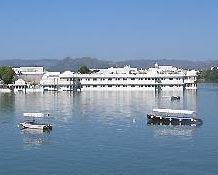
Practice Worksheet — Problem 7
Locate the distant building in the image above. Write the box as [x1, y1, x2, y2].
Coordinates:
[73, 64, 197, 91]
[211, 66, 218, 70]
[13, 66, 45, 84]
[8, 64, 198, 93]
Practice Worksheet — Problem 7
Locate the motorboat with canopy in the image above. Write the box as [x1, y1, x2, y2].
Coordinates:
[147, 108, 203, 126]
[18, 112, 52, 130]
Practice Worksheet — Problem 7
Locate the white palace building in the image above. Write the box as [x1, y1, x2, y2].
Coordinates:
[6, 63, 197, 93]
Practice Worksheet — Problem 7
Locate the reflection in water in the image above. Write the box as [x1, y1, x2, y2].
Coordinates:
[14, 92, 75, 122]
[183, 90, 197, 111]
[79, 91, 155, 114]
[12, 90, 198, 141]
[78, 91, 155, 126]
[13, 90, 197, 127]
[0, 93, 15, 125]
[0, 93, 15, 116]
[151, 125, 195, 138]
[154, 90, 197, 111]
[20, 129, 51, 149]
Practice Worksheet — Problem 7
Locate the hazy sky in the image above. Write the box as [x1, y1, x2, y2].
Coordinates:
[0, 0, 218, 60]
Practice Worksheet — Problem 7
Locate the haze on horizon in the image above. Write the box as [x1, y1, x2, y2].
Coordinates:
[0, 0, 218, 61]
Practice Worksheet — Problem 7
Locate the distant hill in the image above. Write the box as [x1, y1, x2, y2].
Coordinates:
[117, 59, 218, 69]
[53, 57, 115, 71]
[0, 59, 59, 70]
[0, 57, 218, 71]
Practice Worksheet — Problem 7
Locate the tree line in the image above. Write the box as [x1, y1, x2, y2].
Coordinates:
[0, 66, 15, 84]
[197, 68, 218, 83]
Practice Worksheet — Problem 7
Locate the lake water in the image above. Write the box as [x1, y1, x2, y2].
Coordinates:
[0, 83, 218, 175]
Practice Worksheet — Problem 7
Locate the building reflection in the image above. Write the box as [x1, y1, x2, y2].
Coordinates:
[20, 129, 51, 149]
[0, 93, 15, 110]
[14, 92, 75, 122]
[78, 91, 155, 115]
[150, 125, 196, 138]
[154, 90, 197, 111]
[0, 93, 15, 121]
[13, 89, 197, 130]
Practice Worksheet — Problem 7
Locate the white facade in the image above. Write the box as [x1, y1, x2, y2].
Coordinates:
[13, 66, 45, 84]
[10, 64, 197, 92]
[12, 79, 43, 93]
[39, 64, 197, 91]
[13, 67, 44, 75]
[40, 71, 76, 91]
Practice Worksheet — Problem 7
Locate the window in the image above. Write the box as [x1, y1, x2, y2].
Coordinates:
[93, 78, 97, 81]
[108, 85, 112, 87]
[108, 78, 112, 81]
[131, 78, 135, 80]
[169, 78, 173, 80]
[123, 78, 127, 80]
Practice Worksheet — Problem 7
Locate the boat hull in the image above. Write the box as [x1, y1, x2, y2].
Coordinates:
[19, 122, 52, 130]
[147, 114, 203, 126]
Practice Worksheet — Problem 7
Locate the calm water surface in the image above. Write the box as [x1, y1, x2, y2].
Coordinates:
[0, 83, 218, 175]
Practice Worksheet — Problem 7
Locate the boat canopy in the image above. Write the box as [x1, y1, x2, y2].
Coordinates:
[152, 108, 196, 115]
[23, 113, 50, 117]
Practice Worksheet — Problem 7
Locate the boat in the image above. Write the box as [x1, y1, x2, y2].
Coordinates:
[18, 113, 52, 131]
[171, 96, 180, 101]
[147, 108, 203, 126]
[23, 112, 50, 117]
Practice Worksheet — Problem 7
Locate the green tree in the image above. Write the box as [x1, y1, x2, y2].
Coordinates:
[78, 65, 91, 74]
[0, 66, 15, 84]
[198, 69, 218, 83]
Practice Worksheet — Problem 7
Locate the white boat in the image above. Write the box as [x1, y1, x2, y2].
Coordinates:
[18, 113, 52, 130]
[23, 112, 50, 117]
[147, 108, 203, 126]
